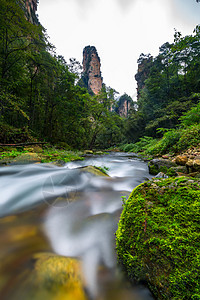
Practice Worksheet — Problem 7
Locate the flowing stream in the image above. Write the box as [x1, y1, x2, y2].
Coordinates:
[0, 152, 154, 300]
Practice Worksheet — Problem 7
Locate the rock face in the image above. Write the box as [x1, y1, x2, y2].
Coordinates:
[135, 54, 152, 99]
[117, 98, 131, 118]
[115, 94, 133, 118]
[116, 177, 200, 299]
[82, 46, 103, 95]
[19, 0, 38, 24]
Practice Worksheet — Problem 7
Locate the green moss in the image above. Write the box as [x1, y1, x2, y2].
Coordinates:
[94, 165, 109, 175]
[166, 168, 177, 177]
[40, 149, 83, 163]
[116, 177, 200, 299]
[0, 147, 84, 164]
[148, 164, 159, 175]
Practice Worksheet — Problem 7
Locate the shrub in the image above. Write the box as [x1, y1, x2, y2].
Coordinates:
[179, 101, 200, 127]
[130, 136, 157, 153]
[144, 129, 181, 155]
[122, 143, 136, 152]
[176, 124, 200, 151]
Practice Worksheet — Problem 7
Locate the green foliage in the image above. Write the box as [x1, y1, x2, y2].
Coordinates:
[176, 124, 200, 151]
[120, 143, 135, 152]
[166, 168, 177, 177]
[0, 122, 34, 143]
[126, 25, 200, 146]
[0, 146, 83, 163]
[179, 100, 200, 127]
[0, 149, 28, 160]
[130, 136, 157, 153]
[140, 124, 200, 155]
[0, 0, 126, 150]
[145, 129, 181, 155]
[116, 177, 200, 299]
[1, 1, 200, 152]
[40, 149, 83, 163]
[119, 137, 158, 155]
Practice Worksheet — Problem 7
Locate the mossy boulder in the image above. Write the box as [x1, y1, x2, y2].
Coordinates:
[12, 152, 41, 164]
[79, 165, 109, 177]
[166, 166, 188, 177]
[148, 158, 177, 175]
[116, 177, 200, 299]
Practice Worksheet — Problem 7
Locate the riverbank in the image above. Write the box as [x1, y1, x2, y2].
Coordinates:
[0, 145, 84, 165]
[118, 139, 200, 179]
[0, 144, 111, 166]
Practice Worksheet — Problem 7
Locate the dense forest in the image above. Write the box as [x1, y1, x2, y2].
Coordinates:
[0, 0, 124, 150]
[1, 0, 200, 153]
[121, 26, 200, 155]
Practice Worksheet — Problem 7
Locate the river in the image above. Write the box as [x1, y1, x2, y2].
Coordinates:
[0, 152, 154, 300]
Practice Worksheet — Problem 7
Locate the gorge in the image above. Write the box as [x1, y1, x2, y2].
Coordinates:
[0, 2, 200, 299]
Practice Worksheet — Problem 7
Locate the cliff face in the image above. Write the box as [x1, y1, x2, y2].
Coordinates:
[116, 94, 132, 118]
[135, 55, 152, 99]
[82, 46, 103, 95]
[19, 0, 39, 24]
[117, 99, 131, 118]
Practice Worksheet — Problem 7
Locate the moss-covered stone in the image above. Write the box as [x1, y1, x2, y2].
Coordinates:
[12, 152, 41, 164]
[78, 165, 109, 177]
[167, 166, 188, 176]
[116, 177, 200, 299]
[148, 159, 177, 175]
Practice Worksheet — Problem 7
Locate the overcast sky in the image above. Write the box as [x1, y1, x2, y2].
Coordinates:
[38, 0, 200, 99]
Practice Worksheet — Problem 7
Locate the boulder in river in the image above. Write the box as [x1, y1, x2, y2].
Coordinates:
[116, 177, 200, 299]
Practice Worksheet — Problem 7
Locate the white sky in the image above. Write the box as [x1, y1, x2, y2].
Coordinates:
[38, 0, 200, 99]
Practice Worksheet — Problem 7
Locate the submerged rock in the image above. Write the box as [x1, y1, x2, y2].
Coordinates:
[116, 177, 200, 299]
[79, 165, 109, 177]
[13, 252, 87, 300]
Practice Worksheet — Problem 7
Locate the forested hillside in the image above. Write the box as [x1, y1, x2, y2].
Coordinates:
[0, 0, 124, 150]
[122, 26, 200, 155]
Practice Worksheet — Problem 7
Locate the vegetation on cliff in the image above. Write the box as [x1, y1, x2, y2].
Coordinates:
[116, 177, 200, 299]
